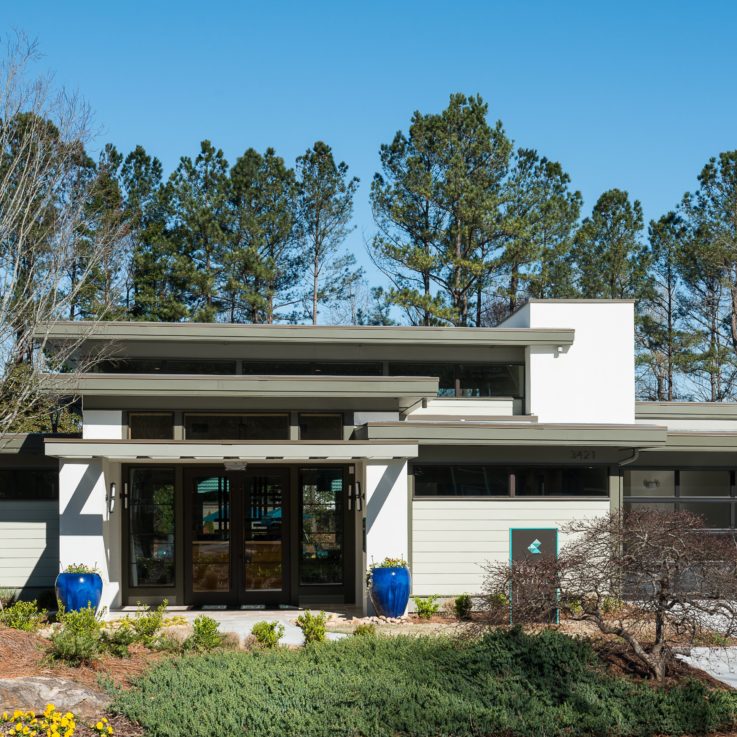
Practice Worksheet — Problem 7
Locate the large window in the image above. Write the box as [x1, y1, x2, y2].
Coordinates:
[184, 414, 289, 440]
[413, 465, 608, 497]
[389, 363, 524, 398]
[0, 468, 58, 500]
[624, 468, 735, 530]
[129, 468, 176, 588]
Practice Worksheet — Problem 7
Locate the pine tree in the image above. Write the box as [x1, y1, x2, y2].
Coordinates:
[166, 141, 230, 322]
[227, 148, 301, 323]
[572, 189, 651, 300]
[500, 148, 582, 310]
[296, 141, 359, 325]
[637, 213, 695, 400]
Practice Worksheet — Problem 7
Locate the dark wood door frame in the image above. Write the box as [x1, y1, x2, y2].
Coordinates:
[183, 465, 292, 608]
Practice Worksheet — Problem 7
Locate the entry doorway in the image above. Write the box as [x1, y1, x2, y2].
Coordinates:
[184, 467, 290, 607]
[180, 465, 356, 608]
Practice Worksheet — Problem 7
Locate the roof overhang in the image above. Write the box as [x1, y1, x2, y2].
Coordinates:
[39, 373, 438, 412]
[44, 439, 419, 462]
[355, 421, 669, 447]
[35, 321, 575, 349]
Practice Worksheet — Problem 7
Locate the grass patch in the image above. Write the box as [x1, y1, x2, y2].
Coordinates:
[113, 628, 737, 737]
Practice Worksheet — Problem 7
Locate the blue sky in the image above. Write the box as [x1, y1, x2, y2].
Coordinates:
[4, 1, 737, 284]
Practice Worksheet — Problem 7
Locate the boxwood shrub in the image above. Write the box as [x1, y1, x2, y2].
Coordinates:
[113, 628, 737, 737]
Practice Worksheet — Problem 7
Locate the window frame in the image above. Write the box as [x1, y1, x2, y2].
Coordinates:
[298, 413, 344, 441]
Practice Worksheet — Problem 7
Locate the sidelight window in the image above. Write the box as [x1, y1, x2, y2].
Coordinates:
[129, 468, 176, 588]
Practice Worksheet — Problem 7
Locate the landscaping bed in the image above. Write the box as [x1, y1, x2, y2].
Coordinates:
[112, 628, 737, 737]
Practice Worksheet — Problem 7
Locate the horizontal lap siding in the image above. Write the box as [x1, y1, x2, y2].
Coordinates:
[0, 501, 58, 588]
[411, 499, 609, 596]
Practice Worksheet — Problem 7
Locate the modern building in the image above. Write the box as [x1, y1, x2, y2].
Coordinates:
[2, 299, 737, 611]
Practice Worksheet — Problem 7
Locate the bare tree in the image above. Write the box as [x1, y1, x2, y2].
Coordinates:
[0, 34, 123, 439]
[482, 510, 737, 681]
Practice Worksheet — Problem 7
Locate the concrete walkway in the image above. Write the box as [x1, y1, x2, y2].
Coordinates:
[678, 647, 737, 688]
[107, 606, 358, 647]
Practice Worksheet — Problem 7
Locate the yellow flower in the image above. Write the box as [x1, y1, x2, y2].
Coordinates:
[15, 725, 22, 733]
[95, 723, 103, 731]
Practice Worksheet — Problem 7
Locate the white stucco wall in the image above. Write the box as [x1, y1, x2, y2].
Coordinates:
[411, 498, 610, 596]
[58, 459, 122, 610]
[82, 410, 124, 440]
[365, 460, 409, 566]
[501, 301, 635, 424]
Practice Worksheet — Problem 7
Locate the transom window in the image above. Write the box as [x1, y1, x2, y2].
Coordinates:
[413, 464, 608, 497]
[129, 412, 175, 440]
[184, 413, 289, 440]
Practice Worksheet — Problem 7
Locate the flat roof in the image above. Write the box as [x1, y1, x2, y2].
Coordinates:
[35, 321, 575, 348]
[355, 420, 668, 447]
[636, 401, 737, 421]
[39, 373, 440, 412]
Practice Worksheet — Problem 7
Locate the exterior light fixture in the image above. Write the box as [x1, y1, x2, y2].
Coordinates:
[107, 482, 116, 514]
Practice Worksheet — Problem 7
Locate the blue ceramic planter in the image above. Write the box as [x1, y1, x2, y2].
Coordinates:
[55, 572, 103, 613]
[370, 566, 410, 617]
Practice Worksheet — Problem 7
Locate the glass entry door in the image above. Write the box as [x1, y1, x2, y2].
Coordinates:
[185, 467, 290, 606]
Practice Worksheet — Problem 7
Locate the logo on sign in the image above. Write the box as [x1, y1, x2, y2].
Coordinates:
[527, 539, 542, 555]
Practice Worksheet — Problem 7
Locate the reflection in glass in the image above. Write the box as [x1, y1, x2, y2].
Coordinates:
[129, 469, 175, 587]
[300, 468, 343, 585]
[680, 470, 731, 497]
[624, 470, 675, 497]
[192, 475, 230, 592]
[244, 475, 284, 591]
[679, 501, 732, 529]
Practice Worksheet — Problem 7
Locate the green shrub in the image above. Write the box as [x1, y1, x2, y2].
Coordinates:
[251, 620, 284, 649]
[50, 605, 102, 664]
[0, 587, 17, 608]
[114, 628, 737, 737]
[101, 621, 138, 657]
[0, 599, 46, 631]
[295, 610, 327, 644]
[454, 594, 472, 620]
[128, 599, 168, 646]
[412, 595, 440, 619]
[184, 615, 223, 652]
[62, 563, 99, 574]
[352, 623, 376, 637]
[601, 595, 624, 615]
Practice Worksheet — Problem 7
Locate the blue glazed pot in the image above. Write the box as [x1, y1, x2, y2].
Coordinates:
[370, 566, 410, 618]
[55, 572, 103, 613]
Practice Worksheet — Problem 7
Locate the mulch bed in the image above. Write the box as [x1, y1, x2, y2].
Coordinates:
[0, 626, 165, 691]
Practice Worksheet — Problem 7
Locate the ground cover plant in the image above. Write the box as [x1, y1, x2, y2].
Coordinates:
[0, 599, 46, 631]
[113, 628, 737, 737]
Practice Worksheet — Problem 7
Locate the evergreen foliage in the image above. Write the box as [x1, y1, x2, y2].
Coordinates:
[113, 630, 737, 737]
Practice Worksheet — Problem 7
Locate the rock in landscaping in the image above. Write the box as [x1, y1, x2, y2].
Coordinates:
[0, 677, 110, 718]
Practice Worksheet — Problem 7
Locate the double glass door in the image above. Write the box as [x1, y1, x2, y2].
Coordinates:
[185, 467, 289, 606]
